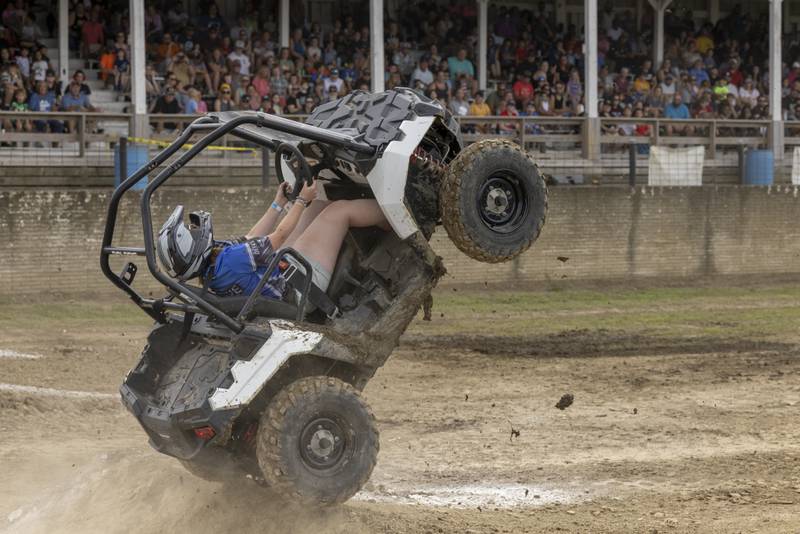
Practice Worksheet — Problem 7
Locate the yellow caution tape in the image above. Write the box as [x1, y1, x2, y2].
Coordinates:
[126, 136, 257, 154]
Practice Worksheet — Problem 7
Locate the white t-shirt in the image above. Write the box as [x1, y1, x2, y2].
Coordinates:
[15, 56, 30, 78]
[227, 51, 251, 76]
[323, 76, 344, 93]
[411, 67, 434, 87]
[32, 60, 48, 81]
[739, 87, 760, 106]
[306, 45, 321, 61]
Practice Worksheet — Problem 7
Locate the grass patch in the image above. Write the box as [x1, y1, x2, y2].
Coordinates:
[0, 300, 151, 330]
[2, 284, 799, 343]
[407, 285, 800, 342]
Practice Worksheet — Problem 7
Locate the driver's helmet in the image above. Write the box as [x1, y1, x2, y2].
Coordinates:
[157, 205, 214, 280]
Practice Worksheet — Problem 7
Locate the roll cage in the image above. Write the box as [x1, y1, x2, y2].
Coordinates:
[100, 112, 378, 334]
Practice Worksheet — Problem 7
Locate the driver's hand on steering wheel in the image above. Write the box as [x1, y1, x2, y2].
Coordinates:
[299, 178, 318, 203]
[274, 181, 290, 208]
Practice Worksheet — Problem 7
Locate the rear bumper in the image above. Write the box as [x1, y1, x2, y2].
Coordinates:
[120, 382, 240, 460]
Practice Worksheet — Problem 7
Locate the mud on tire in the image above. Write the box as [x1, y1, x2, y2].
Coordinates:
[256, 376, 379, 505]
[440, 139, 548, 263]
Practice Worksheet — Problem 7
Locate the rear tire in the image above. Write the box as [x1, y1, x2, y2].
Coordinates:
[256, 376, 379, 505]
[440, 138, 548, 263]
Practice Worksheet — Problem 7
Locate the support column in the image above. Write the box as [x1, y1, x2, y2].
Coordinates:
[477, 0, 488, 92]
[648, 0, 672, 69]
[58, 0, 68, 90]
[130, 0, 148, 137]
[770, 0, 784, 160]
[280, 0, 290, 48]
[583, 0, 600, 161]
[370, 0, 384, 93]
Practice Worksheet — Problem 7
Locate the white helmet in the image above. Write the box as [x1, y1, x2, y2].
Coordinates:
[156, 206, 214, 280]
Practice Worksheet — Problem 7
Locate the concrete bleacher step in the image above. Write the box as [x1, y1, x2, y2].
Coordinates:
[99, 101, 130, 114]
[91, 88, 118, 102]
[49, 57, 87, 72]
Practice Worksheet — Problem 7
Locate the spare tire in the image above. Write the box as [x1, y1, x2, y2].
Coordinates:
[440, 139, 547, 263]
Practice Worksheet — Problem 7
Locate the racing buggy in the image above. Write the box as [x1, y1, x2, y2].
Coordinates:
[101, 88, 547, 504]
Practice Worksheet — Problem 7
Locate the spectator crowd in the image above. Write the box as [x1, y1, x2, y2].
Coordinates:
[3, 0, 800, 139]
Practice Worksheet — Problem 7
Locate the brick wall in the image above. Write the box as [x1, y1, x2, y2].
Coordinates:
[2, 185, 800, 299]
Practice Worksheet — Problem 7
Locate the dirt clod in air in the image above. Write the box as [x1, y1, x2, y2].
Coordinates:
[422, 294, 433, 321]
[508, 420, 521, 442]
[555, 394, 574, 410]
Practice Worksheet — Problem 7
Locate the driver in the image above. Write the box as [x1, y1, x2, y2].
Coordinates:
[157, 178, 389, 301]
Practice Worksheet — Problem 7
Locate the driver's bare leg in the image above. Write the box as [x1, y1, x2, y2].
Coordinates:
[283, 199, 330, 247]
[293, 199, 388, 273]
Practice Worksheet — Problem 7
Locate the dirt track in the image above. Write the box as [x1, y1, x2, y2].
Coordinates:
[1, 287, 800, 533]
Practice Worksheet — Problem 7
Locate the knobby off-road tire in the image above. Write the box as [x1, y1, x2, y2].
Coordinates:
[440, 138, 548, 263]
[256, 376, 379, 505]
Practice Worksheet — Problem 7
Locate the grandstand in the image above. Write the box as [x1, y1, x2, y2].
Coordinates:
[0, 1, 797, 183]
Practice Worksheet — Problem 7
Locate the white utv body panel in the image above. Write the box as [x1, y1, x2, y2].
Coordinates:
[366, 116, 435, 239]
[280, 115, 434, 238]
[209, 320, 323, 410]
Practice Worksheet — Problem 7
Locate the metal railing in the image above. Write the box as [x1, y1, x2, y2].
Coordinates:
[0, 111, 795, 184]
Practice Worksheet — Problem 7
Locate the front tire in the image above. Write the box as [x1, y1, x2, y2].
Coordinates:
[256, 376, 379, 505]
[440, 138, 548, 263]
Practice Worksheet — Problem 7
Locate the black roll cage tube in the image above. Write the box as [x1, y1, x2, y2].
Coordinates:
[100, 113, 375, 333]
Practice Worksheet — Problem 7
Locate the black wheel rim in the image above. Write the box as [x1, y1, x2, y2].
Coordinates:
[299, 415, 350, 471]
[476, 171, 529, 234]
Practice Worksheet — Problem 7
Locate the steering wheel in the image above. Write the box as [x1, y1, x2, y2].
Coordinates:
[274, 143, 313, 201]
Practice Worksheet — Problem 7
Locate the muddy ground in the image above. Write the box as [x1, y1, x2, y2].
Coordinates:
[1, 284, 799, 533]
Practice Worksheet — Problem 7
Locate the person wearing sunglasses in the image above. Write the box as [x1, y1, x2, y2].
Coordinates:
[214, 82, 235, 112]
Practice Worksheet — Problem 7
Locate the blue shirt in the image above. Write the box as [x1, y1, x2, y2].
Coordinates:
[447, 56, 475, 79]
[689, 67, 709, 84]
[664, 103, 690, 119]
[207, 237, 286, 299]
[61, 92, 90, 110]
[29, 91, 56, 112]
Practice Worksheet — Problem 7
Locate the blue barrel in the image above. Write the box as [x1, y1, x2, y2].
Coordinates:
[743, 149, 774, 185]
[114, 143, 149, 190]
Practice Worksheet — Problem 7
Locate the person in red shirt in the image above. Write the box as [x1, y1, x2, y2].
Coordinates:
[81, 13, 104, 58]
[512, 71, 534, 108]
[727, 58, 743, 87]
[499, 100, 520, 135]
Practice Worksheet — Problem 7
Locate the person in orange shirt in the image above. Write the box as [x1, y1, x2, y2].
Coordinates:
[157, 33, 181, 64]
[99, 46, 116, 88]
